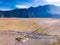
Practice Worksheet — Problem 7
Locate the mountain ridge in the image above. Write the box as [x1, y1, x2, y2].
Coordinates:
[0, 5, 60, 18]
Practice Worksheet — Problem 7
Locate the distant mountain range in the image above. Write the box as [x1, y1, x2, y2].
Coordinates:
[0, 5, 60, 18]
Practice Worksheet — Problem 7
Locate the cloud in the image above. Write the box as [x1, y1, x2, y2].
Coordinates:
[0, 8, 13, 11]
[46, 0, 60, 6]
[16, 5, 30, 9]
[30, 0, 47, 7]
[0, 0, 60, 11]
[46, 0, 60, 3]
[15, 0, 46, 8]
[0, 0, 47, 11]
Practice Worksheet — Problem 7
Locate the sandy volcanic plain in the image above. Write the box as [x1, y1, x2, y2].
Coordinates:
[0, 18, 60, 45]
[0, 18, 60, 35]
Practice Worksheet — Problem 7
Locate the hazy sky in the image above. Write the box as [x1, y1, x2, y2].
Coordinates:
[0, 0, 60, 11]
